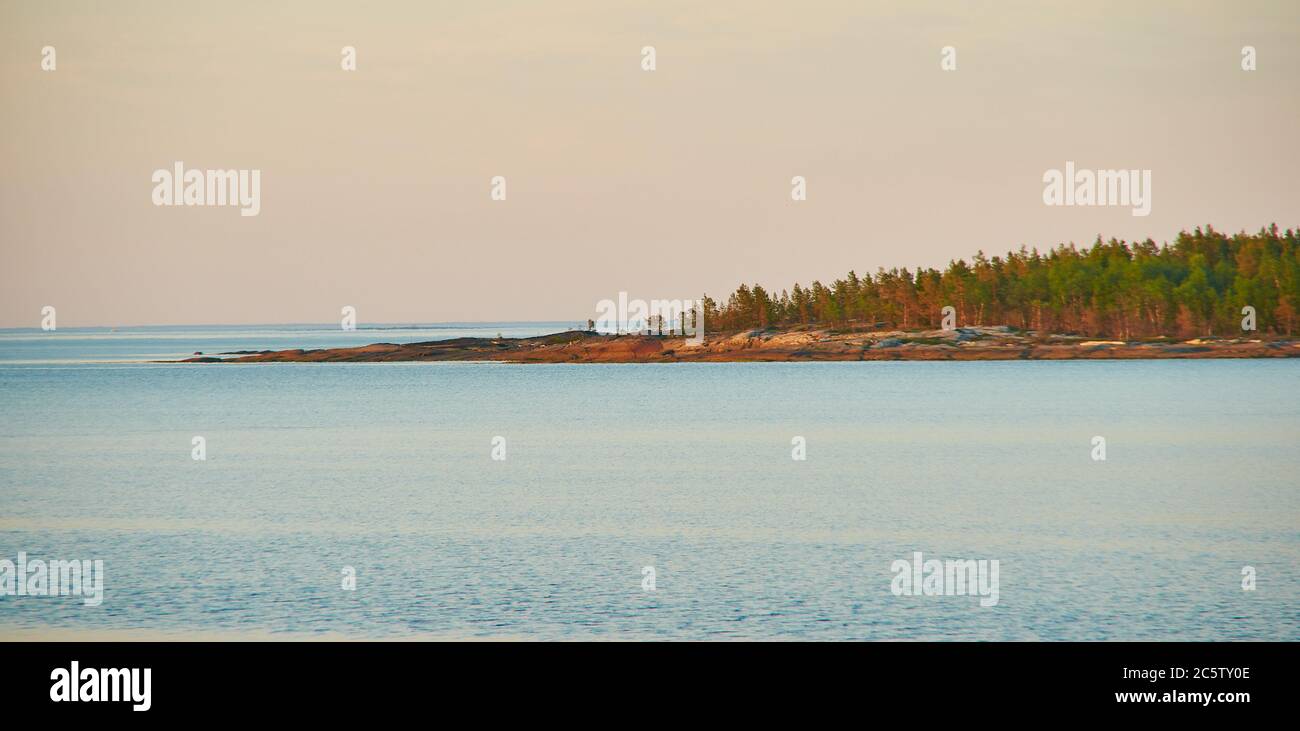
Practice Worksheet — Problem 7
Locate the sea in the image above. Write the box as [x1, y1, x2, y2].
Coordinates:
[1, 323, 1296, 640]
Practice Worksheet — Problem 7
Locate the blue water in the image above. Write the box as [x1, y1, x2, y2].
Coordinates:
[1, 325, 1297, 640]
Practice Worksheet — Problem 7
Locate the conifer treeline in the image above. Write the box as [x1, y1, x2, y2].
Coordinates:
[701, 225, 1300, 337]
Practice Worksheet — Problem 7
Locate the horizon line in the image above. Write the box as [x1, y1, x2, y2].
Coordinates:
[0, 320, 585, 332]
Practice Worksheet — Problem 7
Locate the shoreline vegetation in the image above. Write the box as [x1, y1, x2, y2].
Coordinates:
[181, 225, 1300, 363]
[180, 326, 1299, 363]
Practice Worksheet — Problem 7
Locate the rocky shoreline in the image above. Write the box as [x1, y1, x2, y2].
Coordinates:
[178, 326, 1300, 363]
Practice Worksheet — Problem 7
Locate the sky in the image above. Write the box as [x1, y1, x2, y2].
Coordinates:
[1, 0, 1297, 327]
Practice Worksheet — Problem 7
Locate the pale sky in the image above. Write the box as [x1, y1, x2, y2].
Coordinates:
[2, 0, 1297, 327]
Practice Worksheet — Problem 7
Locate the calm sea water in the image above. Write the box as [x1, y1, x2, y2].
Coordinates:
[1, 325, 1297, 640]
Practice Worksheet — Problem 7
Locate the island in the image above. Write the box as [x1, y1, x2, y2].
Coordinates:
[180, 225, 1299, 363]
[179, 327, 1298, 363]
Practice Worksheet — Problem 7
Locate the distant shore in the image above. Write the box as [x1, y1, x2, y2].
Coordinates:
[175, 326, 1300, 363]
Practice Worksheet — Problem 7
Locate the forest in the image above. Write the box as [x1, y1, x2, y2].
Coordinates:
[701, 225, 1300, 338]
